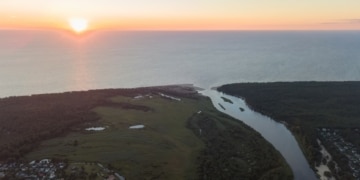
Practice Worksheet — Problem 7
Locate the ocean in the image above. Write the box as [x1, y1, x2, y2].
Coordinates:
[1, 30, 359, 97]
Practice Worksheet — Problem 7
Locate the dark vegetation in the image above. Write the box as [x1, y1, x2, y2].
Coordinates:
[218, 81, 360, 179]
[218, 103, 225, 110]
[221, 97, 233, 104]
[0, 86, 197, 161]
[187, 111, 293, 180]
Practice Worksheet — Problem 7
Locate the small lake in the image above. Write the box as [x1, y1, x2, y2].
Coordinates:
[202, 89, 317, 180]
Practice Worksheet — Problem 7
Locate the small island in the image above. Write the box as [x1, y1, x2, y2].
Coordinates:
[221, 96, 233, 104]
[0, 85, 292, 179]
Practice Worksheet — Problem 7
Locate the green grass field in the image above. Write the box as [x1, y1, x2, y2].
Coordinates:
[26, 94, 208, 179]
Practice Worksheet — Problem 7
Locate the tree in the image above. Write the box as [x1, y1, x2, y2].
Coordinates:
[73, 140, 78, 147]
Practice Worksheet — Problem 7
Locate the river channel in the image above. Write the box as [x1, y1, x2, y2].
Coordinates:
[202, 89, 317, 180]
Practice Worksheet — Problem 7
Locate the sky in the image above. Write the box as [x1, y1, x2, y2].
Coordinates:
[1, 0, 360, 31]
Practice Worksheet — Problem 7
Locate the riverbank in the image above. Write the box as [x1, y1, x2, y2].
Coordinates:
[218, 81, 360, 180]
[202, 89, 315, 180]
[0, 85, 292, 179]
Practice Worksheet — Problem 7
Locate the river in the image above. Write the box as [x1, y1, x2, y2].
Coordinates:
[202, 89, 317, 180]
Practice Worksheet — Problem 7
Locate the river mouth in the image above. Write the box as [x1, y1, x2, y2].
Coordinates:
[201, 89, 317, 180]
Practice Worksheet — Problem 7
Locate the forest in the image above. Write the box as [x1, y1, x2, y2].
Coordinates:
[187, 111, 293, 180]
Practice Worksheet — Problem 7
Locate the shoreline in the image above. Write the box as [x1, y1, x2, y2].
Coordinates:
[0, 84, 203, 99]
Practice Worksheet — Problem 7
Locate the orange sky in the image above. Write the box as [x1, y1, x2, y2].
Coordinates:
[1, 0, 360, 31]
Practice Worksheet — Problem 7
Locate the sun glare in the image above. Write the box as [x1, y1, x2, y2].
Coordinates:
[69, 18, 88, 33]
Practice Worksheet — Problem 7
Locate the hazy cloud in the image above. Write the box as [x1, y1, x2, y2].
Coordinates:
[322, 19, 360, 25]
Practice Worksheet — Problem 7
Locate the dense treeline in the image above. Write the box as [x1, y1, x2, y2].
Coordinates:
[219, 82, 360, 127]
[218, 81, 360, 179]
[0, 86, 196, 161]
[187, 111, 293, 180]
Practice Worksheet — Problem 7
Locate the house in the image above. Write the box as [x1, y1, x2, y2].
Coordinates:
[107, 175, 116, 180]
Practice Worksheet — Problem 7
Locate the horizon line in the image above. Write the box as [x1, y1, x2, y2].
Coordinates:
[0, 27, 359, 32]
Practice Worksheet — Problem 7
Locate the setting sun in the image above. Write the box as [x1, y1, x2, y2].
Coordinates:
[68, 18, 88, 33]
[0, 1, 360, 30]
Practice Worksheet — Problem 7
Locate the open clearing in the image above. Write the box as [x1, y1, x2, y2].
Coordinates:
[26, 94, 208, 179]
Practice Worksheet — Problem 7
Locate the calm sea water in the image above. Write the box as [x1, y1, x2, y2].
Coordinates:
[1, 30, 359, 97]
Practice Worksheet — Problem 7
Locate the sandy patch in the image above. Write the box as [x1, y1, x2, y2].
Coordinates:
[129, 125, 145, 129]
